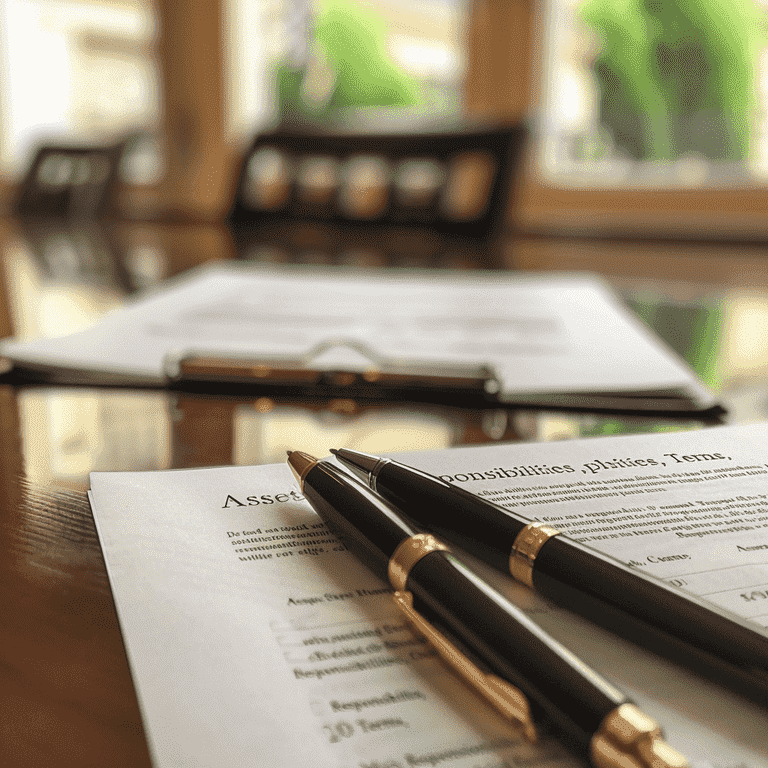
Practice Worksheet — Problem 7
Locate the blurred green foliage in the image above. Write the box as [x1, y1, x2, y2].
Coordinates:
[580, 0, 765, 160]
[278, 0, 422, 121]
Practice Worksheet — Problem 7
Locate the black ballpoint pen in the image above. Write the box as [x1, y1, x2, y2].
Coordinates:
[287, 450, 688, 768]
[331, 447, 768, 700]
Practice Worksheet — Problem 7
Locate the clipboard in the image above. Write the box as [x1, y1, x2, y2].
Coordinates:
[0, 265, 725, 414]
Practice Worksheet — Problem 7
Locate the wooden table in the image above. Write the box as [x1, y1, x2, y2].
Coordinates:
[2, 216, 767, 767]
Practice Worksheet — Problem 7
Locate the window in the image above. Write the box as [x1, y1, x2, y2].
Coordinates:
[486, 0, 768, 238]
[248, 0, 469, 124]
[0, 0, 160, 182]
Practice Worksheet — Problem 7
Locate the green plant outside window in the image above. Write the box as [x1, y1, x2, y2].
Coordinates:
[277, 0, 422, 122]
[580, 0, 766, 161]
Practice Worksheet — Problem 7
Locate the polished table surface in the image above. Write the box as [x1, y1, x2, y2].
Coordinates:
[2, 215, 768, 767]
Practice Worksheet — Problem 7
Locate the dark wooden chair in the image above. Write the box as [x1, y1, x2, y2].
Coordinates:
[15, 142, 126, 219]
[227, 120, 527, 268]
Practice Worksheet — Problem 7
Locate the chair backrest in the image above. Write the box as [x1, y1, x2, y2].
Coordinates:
[15, 142, 125, 218]
[228, 122, 526, 242]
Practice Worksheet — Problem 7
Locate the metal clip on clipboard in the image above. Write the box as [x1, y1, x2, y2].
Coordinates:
[164, 339, 501, 399]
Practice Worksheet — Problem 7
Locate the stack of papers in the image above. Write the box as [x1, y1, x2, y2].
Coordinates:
[1, 264, 718, 412]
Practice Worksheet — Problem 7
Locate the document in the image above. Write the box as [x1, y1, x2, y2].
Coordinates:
[3, 263, 716, 410]
[88, 422, 768, 768]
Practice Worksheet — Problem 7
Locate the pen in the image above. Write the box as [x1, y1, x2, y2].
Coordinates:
[287, 450, 688, 768]
[331, 448, 768, 699]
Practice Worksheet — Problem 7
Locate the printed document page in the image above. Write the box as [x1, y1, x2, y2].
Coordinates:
[89, 427, 768, 768]
[2, 264, 713, 407]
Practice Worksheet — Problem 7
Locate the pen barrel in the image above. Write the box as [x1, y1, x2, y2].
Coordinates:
[373, 459, 768, 693]
[534, 536, 768, 676]
[376, 462, 525, 572]
[302, 461, 421, 581]
[407, 549, 626, 752]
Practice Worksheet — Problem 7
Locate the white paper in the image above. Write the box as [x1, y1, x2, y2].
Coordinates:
[2, 264, 712, 406]
[89, 426, 768, 768]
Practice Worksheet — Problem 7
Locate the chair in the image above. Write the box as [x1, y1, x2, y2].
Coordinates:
[227, 121, 526, 268]
[15, 141, 126, 219]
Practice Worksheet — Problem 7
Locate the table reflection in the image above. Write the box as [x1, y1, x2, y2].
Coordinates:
[2, 382, 714, 493]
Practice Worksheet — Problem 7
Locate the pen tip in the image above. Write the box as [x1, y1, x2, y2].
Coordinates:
[286, 451, 317, 490]
[329, 448, 339, 455]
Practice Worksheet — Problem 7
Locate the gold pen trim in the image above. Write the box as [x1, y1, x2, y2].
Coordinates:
[509, 522, 561, 588]
[388, 534, 537, 743]
[388, 533, 449, 592]
[590, 703, 689, 768]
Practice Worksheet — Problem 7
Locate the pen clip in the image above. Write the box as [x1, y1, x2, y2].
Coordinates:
[392, 590, 538, 744]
